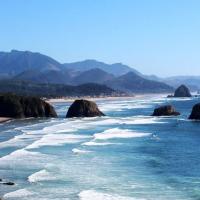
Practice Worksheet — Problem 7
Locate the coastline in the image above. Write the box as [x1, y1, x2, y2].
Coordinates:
[46, 94, 167, 103]
[0, 117, 12, 123]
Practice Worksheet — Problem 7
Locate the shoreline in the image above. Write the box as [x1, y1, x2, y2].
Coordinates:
[47, 94, 168, 103]
[0, 117, 12, 123]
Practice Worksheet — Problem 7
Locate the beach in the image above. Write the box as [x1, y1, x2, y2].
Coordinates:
[46, 94, 168, 103]
[0, 117, 11, 123]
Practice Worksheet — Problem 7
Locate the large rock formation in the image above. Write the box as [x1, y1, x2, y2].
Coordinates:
[66, 99, 105, 118]
[174, 85, 192, 97]
[189, 103, 200, 120]
[152, 105, 180, 116]
[0, 94, 57, 118]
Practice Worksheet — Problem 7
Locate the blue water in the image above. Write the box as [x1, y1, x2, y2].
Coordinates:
[0, 95, 200, 200]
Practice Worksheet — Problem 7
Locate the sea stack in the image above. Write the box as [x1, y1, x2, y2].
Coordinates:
[189, 103, 200, 120]
[0, 94, 57, 118]
[66, 99, 105, 118]
[174, 85, 192, 97]
[152, 105, 180, 116]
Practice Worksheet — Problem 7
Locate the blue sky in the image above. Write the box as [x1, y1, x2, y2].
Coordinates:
[0, 0, 200, 77]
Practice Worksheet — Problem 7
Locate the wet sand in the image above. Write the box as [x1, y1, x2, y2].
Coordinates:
[0, 117, 12, 123]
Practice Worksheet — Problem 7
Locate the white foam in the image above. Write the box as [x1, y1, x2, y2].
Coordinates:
[167, 97, 192, 101]
[26, 134, 91, 149]
[0, 149, 41, 161]
[82, 141, 115, 146]
[122, 117, 166, 125]
[99, 103, 124, 112]
[94, 128, 151, 140]
[99, 100, 154, 112]
[3, 189, 33, 198]
[0, 148, 48, 169]
[87, 118, 120, 126]
[28, 169, 56, 183]
[0, 133, 42, 148]
[72, 148, 91, 154]
[42, 123, 76, 134]
[78, 190, 141, 200]
[87, 116, 166, 127]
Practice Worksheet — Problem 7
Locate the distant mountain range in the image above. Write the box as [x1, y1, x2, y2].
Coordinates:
[63, 59, 141, 76]
[105, 72, 172, 93]
[3, 50, 198, 94]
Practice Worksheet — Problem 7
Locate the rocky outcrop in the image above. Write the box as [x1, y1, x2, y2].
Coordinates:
[66, 99, 105, 118]
[0, 178, 15, 186]
[2, 182, 15, 185]
[0, 94, 57, 118]
[152, 105, 180, 116]
[174, 85, 192, 97]
[189, 103, 200, 120]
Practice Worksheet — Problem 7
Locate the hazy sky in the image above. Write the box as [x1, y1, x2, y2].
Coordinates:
[1, 0, 200, 77]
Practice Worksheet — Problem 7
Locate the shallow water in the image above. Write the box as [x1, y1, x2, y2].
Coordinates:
[0, 95, 200, 199]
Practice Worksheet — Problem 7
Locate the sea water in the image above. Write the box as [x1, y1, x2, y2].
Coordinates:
[0, 95, 200, 200]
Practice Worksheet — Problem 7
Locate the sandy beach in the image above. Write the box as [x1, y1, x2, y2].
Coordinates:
[0, 117, 12, 123]
[46, 94, 167, 104]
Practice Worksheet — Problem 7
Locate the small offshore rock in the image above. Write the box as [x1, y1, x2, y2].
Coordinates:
[174, 85, 192, 97]
[189, 103, 200, 120]
[152, 105, 180, 116]
[2, 182, 15, 185]
[66, 99, 105, 118]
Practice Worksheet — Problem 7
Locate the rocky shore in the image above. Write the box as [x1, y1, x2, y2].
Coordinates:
[0, 94, 57, 119]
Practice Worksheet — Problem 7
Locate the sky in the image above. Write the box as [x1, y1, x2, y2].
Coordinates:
[0, 0, 200, 77]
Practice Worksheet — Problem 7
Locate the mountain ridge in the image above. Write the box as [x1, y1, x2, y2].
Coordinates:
[0, 50, 174, 93]
[63, 59, 141, 76]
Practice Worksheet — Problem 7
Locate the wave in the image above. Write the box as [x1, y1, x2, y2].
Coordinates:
[28, 169, 56, 183]
[0, 148, 41, 161]
[26, 134, 91, 149]
[3, 189, 33, 199]
[0, 133, 42, 148]
[86, 116, 166, 127]
[78, 190, 140, 200]
[166, 97, 193, 101]
[82, 141, 116, 146]
[93, 128, 151, 140]
[81, 128, 150, 146]
[0, 148, 48, 169]
[72, 148, 91, 154]
[122, 117, 166, 125]
[99, 102, 151, 112]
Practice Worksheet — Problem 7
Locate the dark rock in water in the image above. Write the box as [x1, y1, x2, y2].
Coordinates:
[0, 178, 15, 185]
[3, 181, 15, 185]
[152, 105, 180, 116]
[66, 99, 105, 118]
[189, 103, 200, 120]
[0, 94, 57, 118]
[174, 85, 192, 97]
[167, 94, 173, 98]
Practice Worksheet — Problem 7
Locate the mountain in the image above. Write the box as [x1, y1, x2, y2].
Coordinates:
[15, 69, 71, 84]
[71, 68, 115, 85]
[0, 50, 62, 77]
[63, 59, 140, 76]
[0, 80, 119, 97]
[106, 72, 173, 93]
[0, 50, 174, 94]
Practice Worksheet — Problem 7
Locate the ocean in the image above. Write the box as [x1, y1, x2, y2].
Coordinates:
[0, 95, 200, 200]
